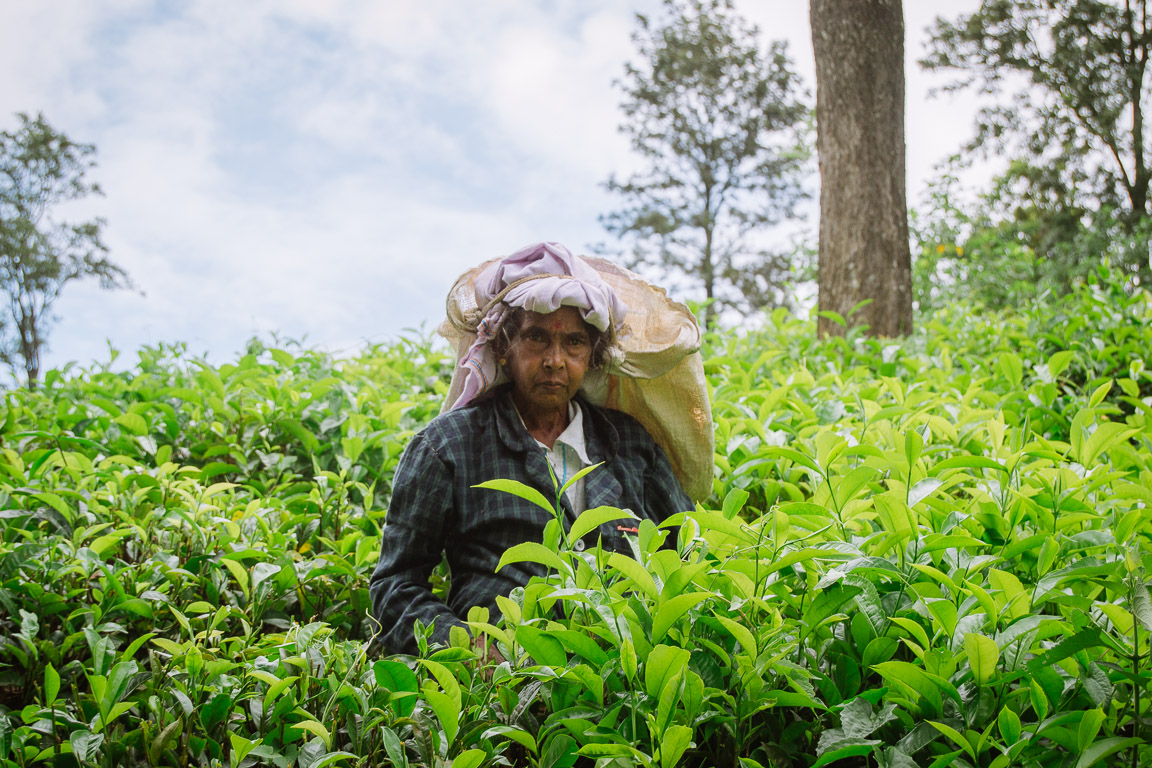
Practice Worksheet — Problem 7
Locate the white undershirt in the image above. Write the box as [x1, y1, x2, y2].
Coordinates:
[520, 401, 592, 514]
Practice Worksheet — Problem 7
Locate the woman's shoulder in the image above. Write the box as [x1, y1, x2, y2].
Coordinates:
[418, 390, 504, 447]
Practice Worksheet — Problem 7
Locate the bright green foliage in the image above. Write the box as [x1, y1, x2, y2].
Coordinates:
[2, 274, 1152, 766]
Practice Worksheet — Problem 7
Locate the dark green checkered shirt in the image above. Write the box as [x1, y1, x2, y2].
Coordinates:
[369, 385, 693, 654]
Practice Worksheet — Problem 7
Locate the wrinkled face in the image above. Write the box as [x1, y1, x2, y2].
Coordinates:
[506, 306, 592, 414]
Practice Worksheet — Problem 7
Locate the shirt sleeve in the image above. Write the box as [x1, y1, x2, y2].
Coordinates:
[369, 432, 467, 654]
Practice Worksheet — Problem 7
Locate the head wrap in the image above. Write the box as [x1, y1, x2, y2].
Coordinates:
[451, 242, 627, 409]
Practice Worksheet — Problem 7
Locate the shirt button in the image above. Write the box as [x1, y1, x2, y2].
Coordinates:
[573, 539, 586, 552]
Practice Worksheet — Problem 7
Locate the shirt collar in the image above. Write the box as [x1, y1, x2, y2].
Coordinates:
[552, 400, 592, 465]
[493, 385, 613, 461]
[514, 399, 592, 464]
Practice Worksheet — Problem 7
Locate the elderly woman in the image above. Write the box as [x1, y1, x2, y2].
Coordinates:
[369, 242, 693, 655]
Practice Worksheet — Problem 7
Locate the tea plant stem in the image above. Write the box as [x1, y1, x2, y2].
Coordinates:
[822, 472, 847, 539]
[1132, 578, 1142, 768]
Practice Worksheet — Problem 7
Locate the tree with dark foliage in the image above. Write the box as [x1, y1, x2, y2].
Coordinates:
[922, 0, 1152, 288]
[0, 113, 131, 388]
[602, 0, 810, 327]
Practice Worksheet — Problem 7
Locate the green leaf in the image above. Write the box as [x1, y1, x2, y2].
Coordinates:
[44, 663, 59, 706]
[872, 661, 943, 715]
[1078, 422, 1137, 466]
[149, 719, 183, 764]
[722, 487, 750, 519]
[421, 686, 459, 745]
[451, 749, 486, 768]
[1077, 708, 1105, 754]
[1129, 582, 1152, 633]
[889, 617, 930, 651]
[515, 624, 567, 667]
[550, 630, 610, 666]
[715, 614, 757, 657]
[199, 692, 232, 733]
[474, 478, 555, 514]
[1073, 737, 1142, 768]
[220, 558, 249, 596]
[418, 659, 461, 708]
[928, 721, 976, 763]
[929, 455, 1008, 475]
[541, 733, 578, 768]
[998, 352, 1023, 387]
[621, 637, 637, 682]
[569, 505, 636, 543]
[908, 477, 943, 508]
[1047, 350, 1077, 379]
[607, 552, 659, 599]
[373, 660, 419, 718]
[497, 542, 571, 577]
[997, 707, 1021, 745]
[380, 726, 409, 768]
[760, 446, 823, 476]
[813, 744, 879, 768]
[113, 412, 148, 435]
[480, 726, 538, 756]
[645, 644, 692, 699]
[277, 418, 319, 453]
[652, 591, 712, 642]
[578, 743, 647, 760]
[963, 633, 999, 685]
[1087, 380, 1113, 408]
[660, 724, 693, 768]
[559, 462, 603, 496]
[69, 730, 104, 762]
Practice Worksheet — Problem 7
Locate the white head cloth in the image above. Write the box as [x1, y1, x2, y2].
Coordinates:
[451, 242, 628, 409]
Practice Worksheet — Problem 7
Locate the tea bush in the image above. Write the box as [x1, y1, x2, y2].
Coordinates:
[1, 273, 1151, 767]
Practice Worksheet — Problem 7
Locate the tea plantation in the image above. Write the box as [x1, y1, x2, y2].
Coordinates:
[2, 276, 1151, 767]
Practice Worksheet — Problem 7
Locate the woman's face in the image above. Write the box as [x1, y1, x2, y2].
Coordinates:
[506, 306, 592, 415]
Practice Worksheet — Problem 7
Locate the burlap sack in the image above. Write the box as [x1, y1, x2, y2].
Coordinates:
[440, 255, 714, 502]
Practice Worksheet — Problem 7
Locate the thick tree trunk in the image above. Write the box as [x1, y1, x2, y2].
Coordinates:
[811, 0, 912, 337]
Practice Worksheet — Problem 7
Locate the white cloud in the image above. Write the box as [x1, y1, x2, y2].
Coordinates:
[2, 0, 988, 374]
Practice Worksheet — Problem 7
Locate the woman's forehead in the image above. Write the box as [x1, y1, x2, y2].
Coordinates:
[522, 307, 589, 334]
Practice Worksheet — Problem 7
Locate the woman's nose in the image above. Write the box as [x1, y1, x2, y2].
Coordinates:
[542, 342, 564, 368]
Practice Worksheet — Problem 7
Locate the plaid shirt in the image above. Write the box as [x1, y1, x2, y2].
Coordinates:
[369, 385, 693, 654]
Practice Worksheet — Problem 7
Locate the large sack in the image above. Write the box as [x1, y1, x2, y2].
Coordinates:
[440, 254, 714, 502]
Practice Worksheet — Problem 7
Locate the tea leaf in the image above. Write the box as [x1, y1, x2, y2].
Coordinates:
[1077, 708, 1105, 754]
[645, 644, 691, 699]
[963, 633, 999, 685]
[652, 592, 712, 642]
[497, 542, 571, 577]
[997, 707, 1021, 745]
[928, 721, 976, 762]
[607, 552, 659, 599]
[474, 478, 555, 514]
[1073, 737, 1142, 768]
[451, 749, 486, 768]
[43, 664, 59, 706]
[569, 505, 636, 543]
[422, 685, 460, 745]
[515, 624, 567, 667]
[660, 725, 693, 768]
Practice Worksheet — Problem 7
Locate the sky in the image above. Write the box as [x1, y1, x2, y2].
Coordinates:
[0, 0, 984, 375]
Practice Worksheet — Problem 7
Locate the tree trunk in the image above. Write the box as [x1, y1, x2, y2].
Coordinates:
[811, 0, 912, 337]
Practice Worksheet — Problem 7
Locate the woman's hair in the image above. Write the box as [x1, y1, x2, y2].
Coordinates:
[491, 305, 614, 370]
